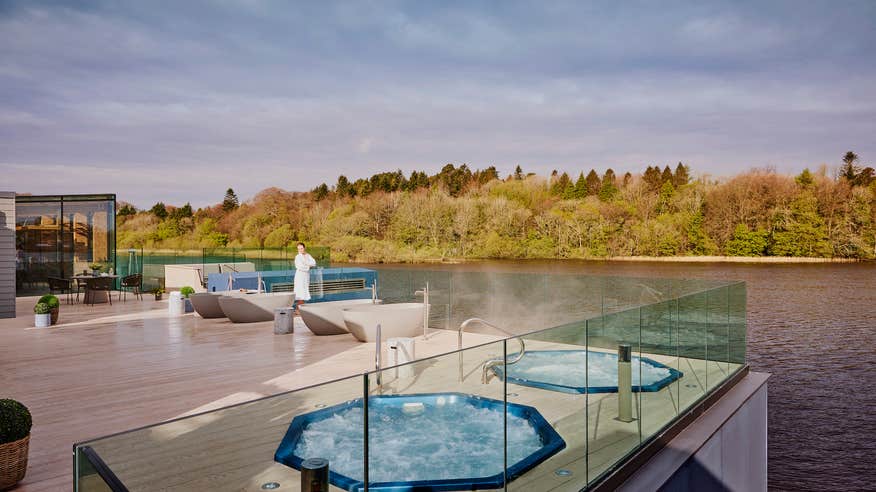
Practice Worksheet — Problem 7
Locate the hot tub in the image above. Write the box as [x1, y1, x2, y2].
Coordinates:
[342, 303, 425, 342]
[492, 349, 683, 394]
[274, 393, 565, 491]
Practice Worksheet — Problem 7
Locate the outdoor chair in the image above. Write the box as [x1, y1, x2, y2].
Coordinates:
[47, 277, 74, 304]
[119, 273, 143, 301]
[85, 276, 113, 306]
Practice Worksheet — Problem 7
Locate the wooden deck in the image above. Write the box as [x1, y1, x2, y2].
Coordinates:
[1, 296, 736, 491]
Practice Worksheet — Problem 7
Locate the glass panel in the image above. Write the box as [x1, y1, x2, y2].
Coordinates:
[587, 306, 642, 485]
[507, 321, 589, 490]
[676, 290, 709, 412]
[367, 340, 507, 491]
[61, 199, 115, 278]
[706, 286, 730, 391]
[74, 446, 114, 492]
[639, 299, 680, 443]
[75, 374, 364, 491]
[728, 282, 747, 368]
[14, 200, 62, 294]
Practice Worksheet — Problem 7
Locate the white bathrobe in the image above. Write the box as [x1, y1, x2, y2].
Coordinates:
[294, 253, 317, 301]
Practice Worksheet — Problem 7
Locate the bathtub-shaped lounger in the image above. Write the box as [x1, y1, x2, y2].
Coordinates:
[189, 292, 227, 318]
[299, 299, 382, 336]
[217, 292, 294, 323]
[342, 303, 424, 342]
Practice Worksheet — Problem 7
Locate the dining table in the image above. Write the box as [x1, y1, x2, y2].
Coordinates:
[71, 274, 120, 304]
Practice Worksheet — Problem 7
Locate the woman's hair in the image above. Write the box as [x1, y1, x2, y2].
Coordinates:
[297, 242, 306, 248]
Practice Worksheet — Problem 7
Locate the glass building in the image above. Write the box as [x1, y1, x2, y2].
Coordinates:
[15, 194, 116, 295]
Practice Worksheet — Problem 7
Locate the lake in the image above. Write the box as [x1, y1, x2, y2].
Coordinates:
[359, 259, 876, 490]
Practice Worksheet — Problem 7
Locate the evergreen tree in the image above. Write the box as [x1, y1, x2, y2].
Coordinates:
[313, 183, 329, 201]
[796, 168, 814, 187]
[551, 172, 572, 196]
[150, 202, 168, 219]
[658, 181, 675, 213]
[841, 151, 859, 181]
[622, 172, 633, 188]
[222, 188, 239, 212]
[117, 204, 137, 217]
[661, 165, 674, 184]
[584, 169, 601, 196]
[598, 169, 618, 201]
[674, 162, 690, 186]
[573, 172, 587, 198]
[514, 165, 524, 180]
[336, 175, 352, 197]
[643, 166, 662, 191]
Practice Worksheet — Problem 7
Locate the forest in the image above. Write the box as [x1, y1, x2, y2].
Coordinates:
[116, 152, 876, 262]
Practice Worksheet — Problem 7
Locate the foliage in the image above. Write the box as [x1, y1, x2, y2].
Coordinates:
[725, 224, 769, 256]
[152, 287, 165, 295]
[180, 286, 195, 298]
[0, 399, 32, 443]
[150, 202, 168, 219]
[38, 294, 60, 309]
[222, 188, 239, 211]
[34, 302, 50, 314]
[117, 154, 876, 261]
[88, 262, 103, 271]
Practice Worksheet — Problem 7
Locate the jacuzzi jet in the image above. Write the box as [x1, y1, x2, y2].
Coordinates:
[507, 393, 519, 397]
[555, 469, 573, 477]
[315, 403, 326, 408]
[260, 482, 280, 490]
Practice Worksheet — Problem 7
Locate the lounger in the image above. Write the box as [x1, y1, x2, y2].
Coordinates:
[217, 293, 294, 323]
[300, 299, 382, 335]
[190, 292, 226, 318]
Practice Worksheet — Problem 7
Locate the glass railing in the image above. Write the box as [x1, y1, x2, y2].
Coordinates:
[74, 270, 745, 491]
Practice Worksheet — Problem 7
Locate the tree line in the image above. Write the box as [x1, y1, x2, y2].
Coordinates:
[116, 152, 876, 261]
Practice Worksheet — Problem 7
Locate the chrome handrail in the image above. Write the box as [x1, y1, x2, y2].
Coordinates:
[375, 323, 382, 390]
[457, 318, 526, 384]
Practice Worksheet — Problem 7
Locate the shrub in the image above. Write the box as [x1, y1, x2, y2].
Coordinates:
[33, 302, 50, 315]
[0, 399, 32, 443]
[180, 286, 195, 298]
[37, 294, 60, 310]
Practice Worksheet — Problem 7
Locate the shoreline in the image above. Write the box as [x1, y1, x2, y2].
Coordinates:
[342, 255, 864, 265]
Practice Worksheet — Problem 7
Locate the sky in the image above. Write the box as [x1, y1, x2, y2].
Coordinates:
[1, 1, 875, 208]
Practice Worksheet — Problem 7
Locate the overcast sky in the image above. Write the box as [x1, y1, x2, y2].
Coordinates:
[1, 1, 875, 208]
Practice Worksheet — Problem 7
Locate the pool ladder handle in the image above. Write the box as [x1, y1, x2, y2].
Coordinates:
[457, 318, 526, 384]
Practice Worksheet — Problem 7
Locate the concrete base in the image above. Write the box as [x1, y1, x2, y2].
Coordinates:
[618, 371, 769, 492]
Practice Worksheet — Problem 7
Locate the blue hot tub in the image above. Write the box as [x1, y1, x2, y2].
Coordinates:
[492, 350, 683, 394]
[274, 393, 566, 491]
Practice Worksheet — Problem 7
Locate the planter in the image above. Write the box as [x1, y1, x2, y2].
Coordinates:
[154, 293, 163, 301]
[0, 435, 29, 489]
[183, 299, 194, 313]
[34, 314, 51, 328]
[50, 308, 59, 325]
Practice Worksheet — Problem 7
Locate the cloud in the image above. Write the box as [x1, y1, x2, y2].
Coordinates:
[1, 0, 875, 206]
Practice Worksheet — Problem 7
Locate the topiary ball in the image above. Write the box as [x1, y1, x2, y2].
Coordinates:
[38, 294, 60, 309]
[0, 399, 32, 444]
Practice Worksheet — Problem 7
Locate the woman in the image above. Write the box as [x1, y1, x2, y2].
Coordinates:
[294, 242, 317, 314]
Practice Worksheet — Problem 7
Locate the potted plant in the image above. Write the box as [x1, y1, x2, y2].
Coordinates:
[0, 399, 32, 489]
[37, 295, 60, 325]
[152, 287, 165, 301]
[88, 263, 103, 275]
[33, 303, 51, 328]
[180, 286, 195, 313]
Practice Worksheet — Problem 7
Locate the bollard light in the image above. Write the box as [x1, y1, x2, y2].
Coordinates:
[617, 343, 634, 422]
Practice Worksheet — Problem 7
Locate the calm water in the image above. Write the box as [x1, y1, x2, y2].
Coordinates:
[363, 260, 876, 491]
